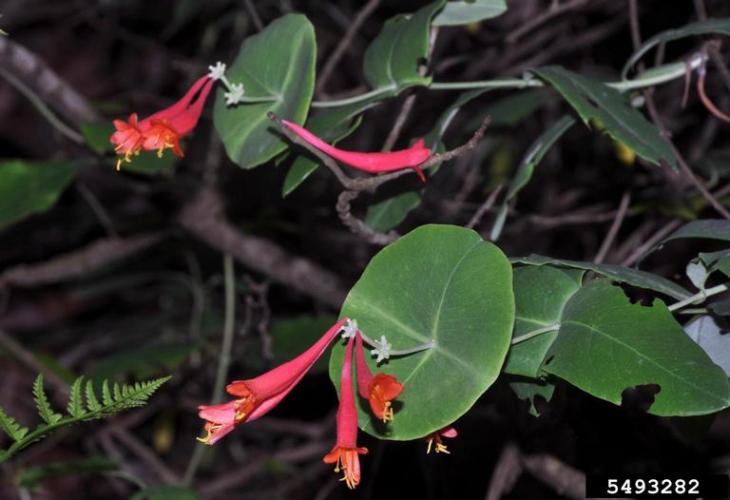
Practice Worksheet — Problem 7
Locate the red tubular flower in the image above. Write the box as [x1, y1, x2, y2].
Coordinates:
[425, 426, 458, 454]
[354, 332, 403, 423]
[280, 119, 431, 182]
[197, 318, 349, 445]
[324, 335, 368, 489]
[110, 74, 215, 170]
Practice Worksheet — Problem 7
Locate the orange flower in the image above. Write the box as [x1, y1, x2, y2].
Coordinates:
[110, 74, 215, 170]
[197, 318, 349, 445]
[354, 332, 403, 423]
[323, 335, 368, 489]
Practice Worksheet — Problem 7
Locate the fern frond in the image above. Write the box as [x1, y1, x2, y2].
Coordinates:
[94, 377, 171, 416]
[32, 375, 62, 425]
[66, 377, 84, 418]
[0, 407, 29, 442]
[85, 380, 101, 413]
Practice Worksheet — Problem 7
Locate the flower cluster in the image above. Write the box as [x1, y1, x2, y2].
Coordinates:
[196, 318, 406, 489]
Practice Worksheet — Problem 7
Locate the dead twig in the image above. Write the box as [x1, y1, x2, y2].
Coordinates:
[593, 191, 631, 264]
[336, 190, 399, 246]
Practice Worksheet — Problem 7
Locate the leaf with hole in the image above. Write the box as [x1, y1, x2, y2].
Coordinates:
[329, 224, 514, 439]
[542, 280, 730, 416]
[534, 66, 676, 170]
[214, 14, 315, 169]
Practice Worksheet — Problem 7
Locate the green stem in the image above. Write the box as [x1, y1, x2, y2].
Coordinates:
[310, 56, 704, 108]
[357, 330, 434, 357]
[183, 254, 236, 485]
[667, 283, 728, 312]
[511, 324, 560, 345]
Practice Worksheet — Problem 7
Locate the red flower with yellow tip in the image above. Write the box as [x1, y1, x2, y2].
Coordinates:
[110, 74, 215, 170]
[425, 426, 458, 454]
[323, 335, 368, 489]
[354, 332, 403, 423]
[196, 318, 349, 445]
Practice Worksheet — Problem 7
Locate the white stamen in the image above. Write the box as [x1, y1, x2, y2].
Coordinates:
[224, 83, 246, 106]
[208, 62, 227, 81]
[370, 335, 392, 363]
[340, 319, 358, 339]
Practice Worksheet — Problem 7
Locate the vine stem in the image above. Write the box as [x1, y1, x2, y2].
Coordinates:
[667, 283, 728, 312]
[511, 324, 560, 345]
[183, 254, 236, 486]
[311, 56, 705, 109]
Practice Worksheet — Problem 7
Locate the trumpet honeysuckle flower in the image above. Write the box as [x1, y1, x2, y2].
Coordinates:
[280, 119, 431, 182]
[425, 426, 458, 454]
[324, 335, 368, 489]
[355, 332, 403, 423]
[197, 318, 349, 445]
[110, 74, 215, 170]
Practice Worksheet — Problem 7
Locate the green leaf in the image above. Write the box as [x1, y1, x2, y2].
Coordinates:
[512, 254, 692, 300]
[67, 377, 85, 418]
[543, 280, 730, 416]
[699, 250, 730, 279]
[0, 407, 29, 442]
[101, 380, 113, 407]
[214, 14, 316, 169]
[80, 121, 115, 154]
[433, 0, 507, 26]
[18, 457, 117, 488]
[85, 380, 101, 413]
[663, 219, 730, 244]
[363, 1, 446, 94]
[0, 160, 77, 229]
[131, 486, 200, 500]
[505, 266, 583, 377]
[424, 89, 491, 149]
[509, 379, 555, 417]
[93, 377, 170, 415]
[329, 224, 514, 440]
[491, 115, 575, 240]
[32, 375, 62, 425]
[282, 102, 368, 196]
[90, 342, 196, 381]
[365, 192, 421, 233]
[534, 66, 677, 170]
[482, 89, 548, 127]
[623, 19, 730, 79]
[684, 315, 730, 378]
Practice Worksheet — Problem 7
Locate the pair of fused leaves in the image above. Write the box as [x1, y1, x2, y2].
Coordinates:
[0, 374, 169, 461]
[507, 263, 730, 417]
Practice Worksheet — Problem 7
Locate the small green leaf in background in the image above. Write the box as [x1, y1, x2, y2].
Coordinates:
[81, 121, 115, 154]
[270, 315, 338, 373]
[214, 14, 316, 169]
[482, 89, 548, 127]
[685, 315, 730, 378]
[505, 266, 583, 378]
[433, 0, 507, 26]
[622, 18, 730, 79]
[0, 160, 77, 229]
[534, 66, 677, 170]
[513, 254, 692, 300]
[491, 115, 575, 240]
[424, 88, 491, 149]
[365, 192, 421, 233]
[363, 1, 446, 94]
[663, 219, 730, 244]
[330, 224, 514, 440]
[700, 250, 730, 279]
[509, 380, 555, 417]
[19, 457, 117, 488]
[543, 280, 730, 416]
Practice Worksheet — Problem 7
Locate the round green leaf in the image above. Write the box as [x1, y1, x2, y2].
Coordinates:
[543, 280, 730, 416]
[329, 224, 514, 440]
[433, 0, 507, 27]
[213, 14, 315, 169]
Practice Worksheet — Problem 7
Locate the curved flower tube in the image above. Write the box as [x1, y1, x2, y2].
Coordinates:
[323, 335, 368, 489]
[354, 332, 403, 423]
[197, 318, 349, 445]
[110, 74, 215, 170]
[280, 119, 431, 181]
[425, 426, 458, 454]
